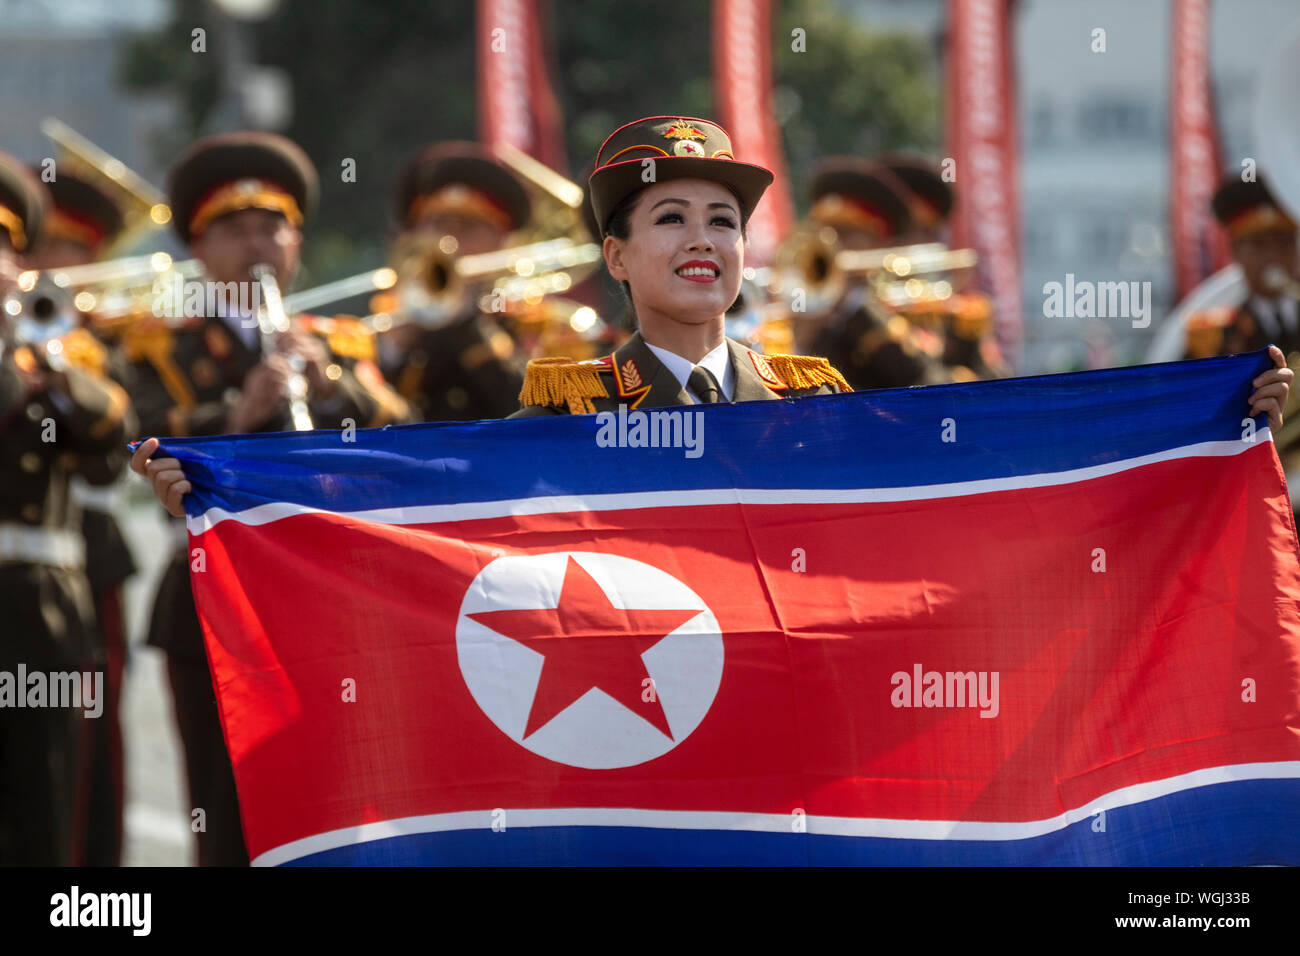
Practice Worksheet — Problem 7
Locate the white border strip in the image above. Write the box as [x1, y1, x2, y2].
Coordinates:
[251, 759, 1300, 866]
[194, 435, 1270, 534]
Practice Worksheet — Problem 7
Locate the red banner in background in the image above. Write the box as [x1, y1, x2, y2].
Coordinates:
[713, 0, 796, 267]
[477, 0, 567, 174]
[946, 0, 1023, 371]
[1170, 0, 1230, 302]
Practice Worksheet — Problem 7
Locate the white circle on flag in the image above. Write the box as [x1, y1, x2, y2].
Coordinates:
[455, 551, 724, 769]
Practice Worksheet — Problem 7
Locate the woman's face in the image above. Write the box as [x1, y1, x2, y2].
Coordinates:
[603, 178, 744, 328]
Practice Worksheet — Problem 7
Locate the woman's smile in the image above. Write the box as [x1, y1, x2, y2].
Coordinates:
[676, 259, 721, 282]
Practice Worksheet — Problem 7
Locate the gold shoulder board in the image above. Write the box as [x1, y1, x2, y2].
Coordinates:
[519, 356, 613, 414]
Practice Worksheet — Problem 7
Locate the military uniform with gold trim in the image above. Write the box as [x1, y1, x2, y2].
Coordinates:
[895, 290, 1006, 382]
[875, 154, 1007, 381]
[384, 305, 525, 421]
[127, 131, 410, 867]
[1185, 299, 1300, 360]
[124, 310, 408, 443]
[29, 170, 139, 866]
[380, 142, 531, 422]
[511, 330, 848, 416]
[1184, 175, 1300, 361]
[511, 117, 850, 415]
[798, 159, 953, 391]
[0, 151, 134, 865]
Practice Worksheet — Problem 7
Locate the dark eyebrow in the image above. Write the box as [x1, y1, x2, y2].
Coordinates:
[648, 198, 740, 213]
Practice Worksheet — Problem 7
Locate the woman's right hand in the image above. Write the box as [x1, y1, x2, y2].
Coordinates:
[130, 437, 190, 518]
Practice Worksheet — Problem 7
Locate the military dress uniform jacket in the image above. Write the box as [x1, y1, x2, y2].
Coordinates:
[63, 329, 139, 597]
[1, 343, 132, 658]
[123, 312, 410, 440]
[1220, 297, 1300, 358]
[0, 345, 131, 865]
[809, 291, 952, 392]
[388, 311, 525, 422]
[510, 331, 850, 417]
[1184, 296, 1300, 361]
[122, 312, 411, 660]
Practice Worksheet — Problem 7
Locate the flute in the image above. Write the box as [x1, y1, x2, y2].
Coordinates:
[250, 263, 314, 432]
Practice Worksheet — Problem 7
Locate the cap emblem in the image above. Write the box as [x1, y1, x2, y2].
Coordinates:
[663, 120, 707, 142]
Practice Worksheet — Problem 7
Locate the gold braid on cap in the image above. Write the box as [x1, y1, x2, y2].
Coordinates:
[46, 210, 104, 248]
[1226, 204, 1297, 239]
[408, 185, 512, 231]
[190, 178, 303, 238]
[809, 195, 890, 236]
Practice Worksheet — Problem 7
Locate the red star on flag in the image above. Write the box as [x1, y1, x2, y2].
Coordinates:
[469, 556, 701, 739]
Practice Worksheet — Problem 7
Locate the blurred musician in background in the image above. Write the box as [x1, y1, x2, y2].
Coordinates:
[0, 151, 133, 865]
[1185, 174, 1300, 360]
[123, 131, 408, 866]
[374, 143, 532, 421]
[789, 158, 951, 390]
[24, 169, 135, 867]
[875, 153, 1007, 381]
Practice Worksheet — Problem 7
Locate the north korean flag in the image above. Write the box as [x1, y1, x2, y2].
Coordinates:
[146, 349, 1300, 866]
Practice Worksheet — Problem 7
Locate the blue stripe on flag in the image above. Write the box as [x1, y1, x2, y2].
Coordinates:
[139, 350, 1275, 519]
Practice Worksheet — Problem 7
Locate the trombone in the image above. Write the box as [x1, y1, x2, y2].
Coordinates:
[278, 150, 604, 341]
[768, 225, 977, 316]
[41, 118, 173, 253]
[278, 233, 603, 333]
[387, 233, 602, 329]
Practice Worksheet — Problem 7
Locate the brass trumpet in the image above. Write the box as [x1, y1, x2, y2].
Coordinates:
[1, 253, 202, 341]
[2, 273, 81, 346]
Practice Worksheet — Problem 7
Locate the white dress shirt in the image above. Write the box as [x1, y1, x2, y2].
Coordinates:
[221, 311, 262, 352]
[645, 340, 735, 403]
[1249, 296, 1299, 338]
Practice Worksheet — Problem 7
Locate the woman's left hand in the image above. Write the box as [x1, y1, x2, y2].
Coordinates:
[1249, 345, 1294, 432]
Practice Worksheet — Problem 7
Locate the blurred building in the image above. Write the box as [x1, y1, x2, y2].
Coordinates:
[0, 0, 176, 192]
[847, 0, 1299, 373]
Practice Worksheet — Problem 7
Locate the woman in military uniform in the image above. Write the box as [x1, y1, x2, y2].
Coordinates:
[512, 116, 850, 416]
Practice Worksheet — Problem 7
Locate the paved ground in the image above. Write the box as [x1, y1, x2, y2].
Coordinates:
[118, 481, 193, 866]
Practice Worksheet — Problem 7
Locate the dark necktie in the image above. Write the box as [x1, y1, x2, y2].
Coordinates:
[687, 365, 722, 404]
[1256, 300, 1281, 339]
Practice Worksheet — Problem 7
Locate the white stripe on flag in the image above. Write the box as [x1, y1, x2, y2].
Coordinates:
[250, 759, 1300, 866]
